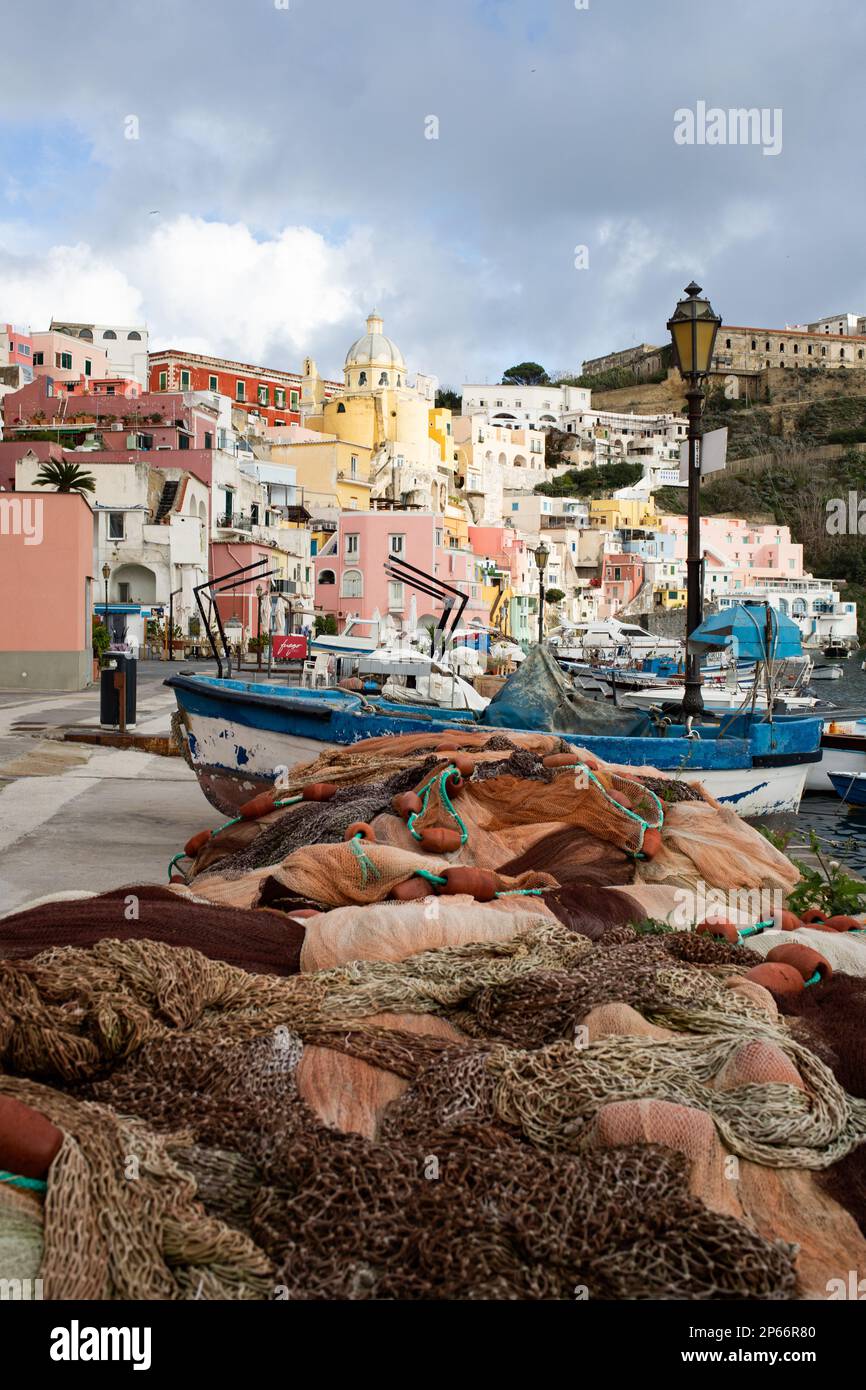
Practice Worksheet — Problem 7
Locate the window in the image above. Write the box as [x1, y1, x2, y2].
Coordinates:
[290, 390, 299, 408]
[275, 388, 285, 408]
[358, 372, 367, 386]
[236, 381, 245, 401]
[435, 529, 443, 547]
[79, 329, 93, 342]
[725, 338, 731, 349]
[765, 341, 770, 351]
[378, 372, 389, 386]
[33, 352, 44, 366]
[337, 402, 346, 413]
[209, 375, 218, 391]
[389, 534, 405, 555]
[159, 370, 167, 390]
[821, 346, 827, 357]
[345, 533, 359, 558]
[342, 569, 363, 598]
[58, 351, 73, 370]
[181, 370, 191, 390]
[128, 331, 142, 341]
[108, 512, 124, 539]
[84, 359, 92, 376]
[118, 582, 131, 603]
[350, 455, 358, 478]
[751, 339, 756, 350]
[250, 504, 259, 525]
[318, 569, 336, 585]
[103, 330, 117, 340]
[258, 385, 268, 405]
[793, 344, 799, 354]
[388, 580, 404, 609]
[204, 431, 213, 449]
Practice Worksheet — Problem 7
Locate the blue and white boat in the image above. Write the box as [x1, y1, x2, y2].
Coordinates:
[166, 661, 822, 820]
[828, 770, 866, 807]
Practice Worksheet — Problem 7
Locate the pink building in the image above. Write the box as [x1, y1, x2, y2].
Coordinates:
[600, 553, 646, 613]
[0, 491, 94, 688]
[1, 324, 35, 378]
[660, 515, 803, 585]
[31, 329, 109, 386]
[314, 511, 487, 631]
[2, 377, 218, 456]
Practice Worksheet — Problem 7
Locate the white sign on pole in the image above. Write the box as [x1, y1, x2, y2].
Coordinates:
[678, 426, 728, 482]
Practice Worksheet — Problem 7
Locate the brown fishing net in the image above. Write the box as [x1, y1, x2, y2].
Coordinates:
[465, 769, 663, 856]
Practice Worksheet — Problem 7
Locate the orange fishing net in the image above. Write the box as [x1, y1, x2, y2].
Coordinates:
[465, 767, 664, 856]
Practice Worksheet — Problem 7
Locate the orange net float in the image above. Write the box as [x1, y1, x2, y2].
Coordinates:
[766, 942, 832, 982]
[389, 875, 435, 902]
[440, 866, 498, 901]
[776, 910, 805, 932]
[183, 828, 212, 857]
[436, 752, 476, 777]
[418, 826, 463, 854]
[696, 920, 740, 945]
[743, 962, 805, 999]
[343, 822, 376, 843]
[801, 908, 828, 925]
[301, 782, 339, 802]
[238, 792, 278, 821]
[638, 827, 663, 859]
[0, 1094, 63, 1180]
[392, 791, 423, 819]
[822, 915, 862, 932]
[542, 753, 584, 769]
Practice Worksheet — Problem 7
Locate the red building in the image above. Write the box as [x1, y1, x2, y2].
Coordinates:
[148, 349, 341, 430]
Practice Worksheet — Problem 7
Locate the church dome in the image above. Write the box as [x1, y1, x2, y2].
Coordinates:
[344, 311, 406, 371]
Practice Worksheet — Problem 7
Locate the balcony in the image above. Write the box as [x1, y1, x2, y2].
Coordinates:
[216, 512, 253, 532]
[272, 579, 298, 595]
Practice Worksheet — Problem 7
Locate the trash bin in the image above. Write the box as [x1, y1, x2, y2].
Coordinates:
[99, 653, 138, 728]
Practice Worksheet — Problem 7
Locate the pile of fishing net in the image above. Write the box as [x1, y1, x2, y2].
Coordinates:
[1, 901, 865, 1301]
[172, 730, 798, 913]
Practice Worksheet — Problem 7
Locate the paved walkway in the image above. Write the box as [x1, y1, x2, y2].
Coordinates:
[0, 662, 223, 914]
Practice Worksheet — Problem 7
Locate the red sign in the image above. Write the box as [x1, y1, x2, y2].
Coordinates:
[272, 634, 308, 661]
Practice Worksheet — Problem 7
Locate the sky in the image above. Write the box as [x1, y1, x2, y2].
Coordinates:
[1, 0, 865, 387]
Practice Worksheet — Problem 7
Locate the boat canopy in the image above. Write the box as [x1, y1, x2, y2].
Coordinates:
[688, 603, 803, 662]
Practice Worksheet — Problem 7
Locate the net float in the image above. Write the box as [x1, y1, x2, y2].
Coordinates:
[437, 752, 476, 777]
[440, 866, 498, 901]
[0, 1094, 63, 1180]
[743, 962, 804, 999]
[776, 910, 805, 932]
[389, 875, 434, 901]
[638, 827, 663, 859]
[766, 943, 832, 981]
[301, 782, 339, 802]
[542, 753, 583, 769]
[801, 908, 828, 925]
[822, 915, 862, 932]
[183, 828, 212, 857]
[418, 826, 463, 854]
[696, 920, 740, 945]
[343, 822, 376, 843]
[392, 791, 423, 818]
[238, 792, 277, 821]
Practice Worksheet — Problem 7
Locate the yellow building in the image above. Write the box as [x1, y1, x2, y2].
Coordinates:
[653, 585, 687, 610]
[588, 497, 661, 530]
[265, 436, 374, 513]
[304, 312, 454, 510]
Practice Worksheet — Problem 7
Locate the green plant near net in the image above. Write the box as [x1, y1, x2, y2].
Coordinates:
[760, 827, 866, 917]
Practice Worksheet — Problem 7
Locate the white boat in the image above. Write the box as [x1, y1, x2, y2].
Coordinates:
[805, 718, 866, 793]
[619, 683, 819, 713]
[809, 665, 844, 681]
[550, 619, 683, 664]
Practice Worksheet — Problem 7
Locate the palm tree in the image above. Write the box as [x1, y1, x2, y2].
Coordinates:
[33, 460, 97, 495]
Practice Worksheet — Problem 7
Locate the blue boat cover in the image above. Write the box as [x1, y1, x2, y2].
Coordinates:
[480, 644, 645, 735]
[688, 603, 803, 662]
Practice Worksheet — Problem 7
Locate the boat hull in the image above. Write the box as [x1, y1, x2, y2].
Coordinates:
[168, 675, 818, 819]
[805, 733, 866, 793]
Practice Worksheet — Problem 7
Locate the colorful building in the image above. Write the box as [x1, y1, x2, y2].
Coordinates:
[148, 349, 341, 431]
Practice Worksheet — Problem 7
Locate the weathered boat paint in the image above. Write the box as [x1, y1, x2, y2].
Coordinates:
[167, 674, 822, 818]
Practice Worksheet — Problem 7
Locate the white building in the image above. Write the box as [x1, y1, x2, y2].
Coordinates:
[461, 382, 591, 429]
[805, 312, 866, 337]
[717, 581, 859, 652]
[49, 320, 150, 387]
[453, 418, 545, 522]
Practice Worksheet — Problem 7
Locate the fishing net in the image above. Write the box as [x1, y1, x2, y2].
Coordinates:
[464, 769, 664, 856]
[70, 1031, 798, 1301]
[0, 887, 305, 977]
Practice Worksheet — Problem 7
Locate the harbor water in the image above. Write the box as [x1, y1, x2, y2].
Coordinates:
[762, 648, 866, 871]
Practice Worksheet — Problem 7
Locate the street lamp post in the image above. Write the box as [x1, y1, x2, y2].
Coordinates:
[666, 282, 722, 723]
[256, 584, 264, 671]
[101, 562, 110, 639]
[533, 541, 549, 645]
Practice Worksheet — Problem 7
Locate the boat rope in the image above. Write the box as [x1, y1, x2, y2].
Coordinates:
[348, 832, 381, 889]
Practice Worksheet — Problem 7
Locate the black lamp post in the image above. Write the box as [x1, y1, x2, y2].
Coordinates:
[534, 540, 549, 645]
[666, 282, 722, 722]
[256, 584, 264, 670]
[102, 562, 110, 637]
